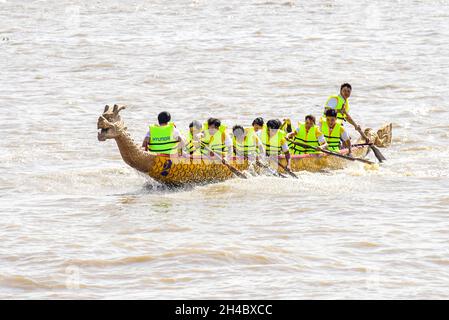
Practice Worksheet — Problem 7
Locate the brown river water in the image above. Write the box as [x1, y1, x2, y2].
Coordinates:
[1, 0, 449, 299]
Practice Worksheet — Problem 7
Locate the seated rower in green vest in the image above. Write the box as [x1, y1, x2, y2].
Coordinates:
[231, 125, 264, 158]
[260, 119, 291, 170]
[320, 109, 352, 156]
[286, 115, 327, 154]
[324, 83, 369, 143]
[201, 117, 227, 144]
[141, 111, 185, 155]
[185, 120, 203, 155]
[202, 118, 232, 157]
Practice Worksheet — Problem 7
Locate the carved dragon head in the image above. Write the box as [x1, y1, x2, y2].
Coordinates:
[97, 104, 127, 141]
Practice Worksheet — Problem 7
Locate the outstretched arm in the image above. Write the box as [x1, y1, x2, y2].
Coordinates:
[281, 119, 293, 133]
[341, 107, 359, 130]
[341, 127, 352, 156]
[224, 135, 233, 160]
[141, 136, 149, 150]
[285, 151, 291, 169]
[316, 130, 328, 151]
[255, 136, 265, 156]
[341, 107, 371, 143]
[172, 128, 185, 155]
[286, 130, 298, 140]
[344, 139, 352, 156]
[281, 141, 291, 169]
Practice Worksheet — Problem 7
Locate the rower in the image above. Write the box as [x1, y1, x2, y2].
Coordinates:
[323, 83, 370, 140]
[286, 115, 327, 155]
[320, 109, 352, 156]
[185, 120, 203, 155]
[260, 119, 291, 170]
[202, 118, 232, 157]
[251, 117, 265, 137]
[231, 125, 264, 158]
[142, 111, 185, 155]
[202, 117, 226, 144]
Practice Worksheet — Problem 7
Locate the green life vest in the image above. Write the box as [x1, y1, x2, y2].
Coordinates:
[289, 122, 320, 155]
[321, 120, 342, 151]
[260, 128, 286, 156]
[185, 131, 202, 155]
[324, 95, 350, 121]
[203, 130, 227, 155]
[245, 124, 267, 154]
[246, 127, 262, 154]
[185, 131, 194, 153]
[201, 123, 227, 155]
[202, 122, 227, 144]
[233, 132, 257, 157]
[148, 123, 179, 154]
[246, 127, 255, 136]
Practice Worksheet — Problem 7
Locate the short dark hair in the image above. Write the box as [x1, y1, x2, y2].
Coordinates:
[325, 109, 337, 118]
[252, 117, 264, 127]
[208, 118, 221, 128]
[266, 119, 281, 130]
[158, 111, 171, 124]
[305, 115, 316, 124]
[232, 125, 245, 135]
[207, 118, 216, 127]
[189, 120, 202, 129]
[340, 83, 352, 91]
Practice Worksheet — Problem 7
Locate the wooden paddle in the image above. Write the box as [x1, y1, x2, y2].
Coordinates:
[255, 159, 288, 178]
[286, 138, 375, 165]
[351, 142, 374, 147]
[279, 161, 299, 178]
[202, 145, 248, 179]
[265, 156, 299, 179]
[356, 128, 386, 162]
[369, 144, 386, 162]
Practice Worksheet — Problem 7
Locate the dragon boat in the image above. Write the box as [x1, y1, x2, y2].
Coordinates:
[97, 105, 392, 186]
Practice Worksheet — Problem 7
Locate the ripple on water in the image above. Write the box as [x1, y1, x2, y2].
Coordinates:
[0, 274, 69, 290]
[64, 255, 156, 268]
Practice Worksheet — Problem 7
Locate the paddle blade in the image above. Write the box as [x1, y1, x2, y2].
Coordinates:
[370, 145, 386, 162]
[287, 170, 299, 179]
[256, 161, 287, 178]
[226, 164, 247, 179]
[282, 166, 299, 179]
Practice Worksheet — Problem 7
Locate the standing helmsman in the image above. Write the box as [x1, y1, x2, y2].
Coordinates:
[324, 83, 370, 142]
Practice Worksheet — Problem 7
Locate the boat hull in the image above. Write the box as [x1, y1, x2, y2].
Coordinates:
[147, 146, 369, 185]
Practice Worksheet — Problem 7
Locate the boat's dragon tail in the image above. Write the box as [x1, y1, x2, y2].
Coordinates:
[365, 123, 393, 148]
